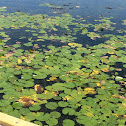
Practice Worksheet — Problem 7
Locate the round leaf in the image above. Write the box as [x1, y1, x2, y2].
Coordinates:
[63, 119, 75, 126]
[45, 102, 58, 110]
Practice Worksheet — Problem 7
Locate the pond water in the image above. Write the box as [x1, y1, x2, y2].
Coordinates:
[0, 0, 126, 47]
[0, 1, 126, 126]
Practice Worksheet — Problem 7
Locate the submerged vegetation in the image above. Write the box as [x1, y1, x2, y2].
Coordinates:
[0, 6, 126, 126]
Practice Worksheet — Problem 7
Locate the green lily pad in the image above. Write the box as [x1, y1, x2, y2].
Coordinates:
[62, 108, 76, 115]
[12, 102, 24, 109]
[2, 105, 13, 113]
[24, 112, 37, 121]
[29, 105, 41, 111]
[33, 73, 47, 79]
[34, 121, 43, 126]
[13, 44, 21, 48]
[50, 111, 61, 118]
[13, 70, 21, 75]
[63, 119, 75, 126]
[46, 118, 58, 126]
[23, 81, 34, 87]
[23, 42, 33, 47]
[45, 102, 58, 110]
[37, 92, 55, 100]
[8, 110, 21, 118]
[0, 100, 10, 107]
[21, 74, 32, 80]
[58, 101, 68, 107]
[19, 108, 31, 115]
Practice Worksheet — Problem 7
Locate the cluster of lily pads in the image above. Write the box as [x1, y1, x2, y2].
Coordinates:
[0, 9, 126, 126]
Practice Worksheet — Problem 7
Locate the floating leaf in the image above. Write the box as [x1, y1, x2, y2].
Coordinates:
[23, 81, 34, 87]
[62, 108, 76, 115]
[37, 92, 55, 100]
[29, 105, 41, 111]
[19, 108, 31, 115]
[58, 101, 68, 107]
[50, 111, 61, 118]
[24, 112, 36, 121]
[21, 74, 32, 80]
[8, 110, 21, 118]
[33, 73, 47, 79]
[46, 118, 58, 126]
[12, 102, 24, 109]
[0, 99, 11, 107]
[34, 121, 43, 126]
[51, 83, 67, 91]
[23, 42, 33, 47]
[45, 102, 58, 110]
[63, 119, 75, 126]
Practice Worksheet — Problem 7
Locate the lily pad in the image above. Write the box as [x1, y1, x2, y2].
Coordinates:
[29, 105, 41, 111]
[63, 119, 75, 126]
[45, 102, 58, 110]
[50, 111, 61, 118]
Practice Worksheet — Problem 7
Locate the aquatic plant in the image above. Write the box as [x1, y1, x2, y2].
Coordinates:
[0, 10, 126, 126]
